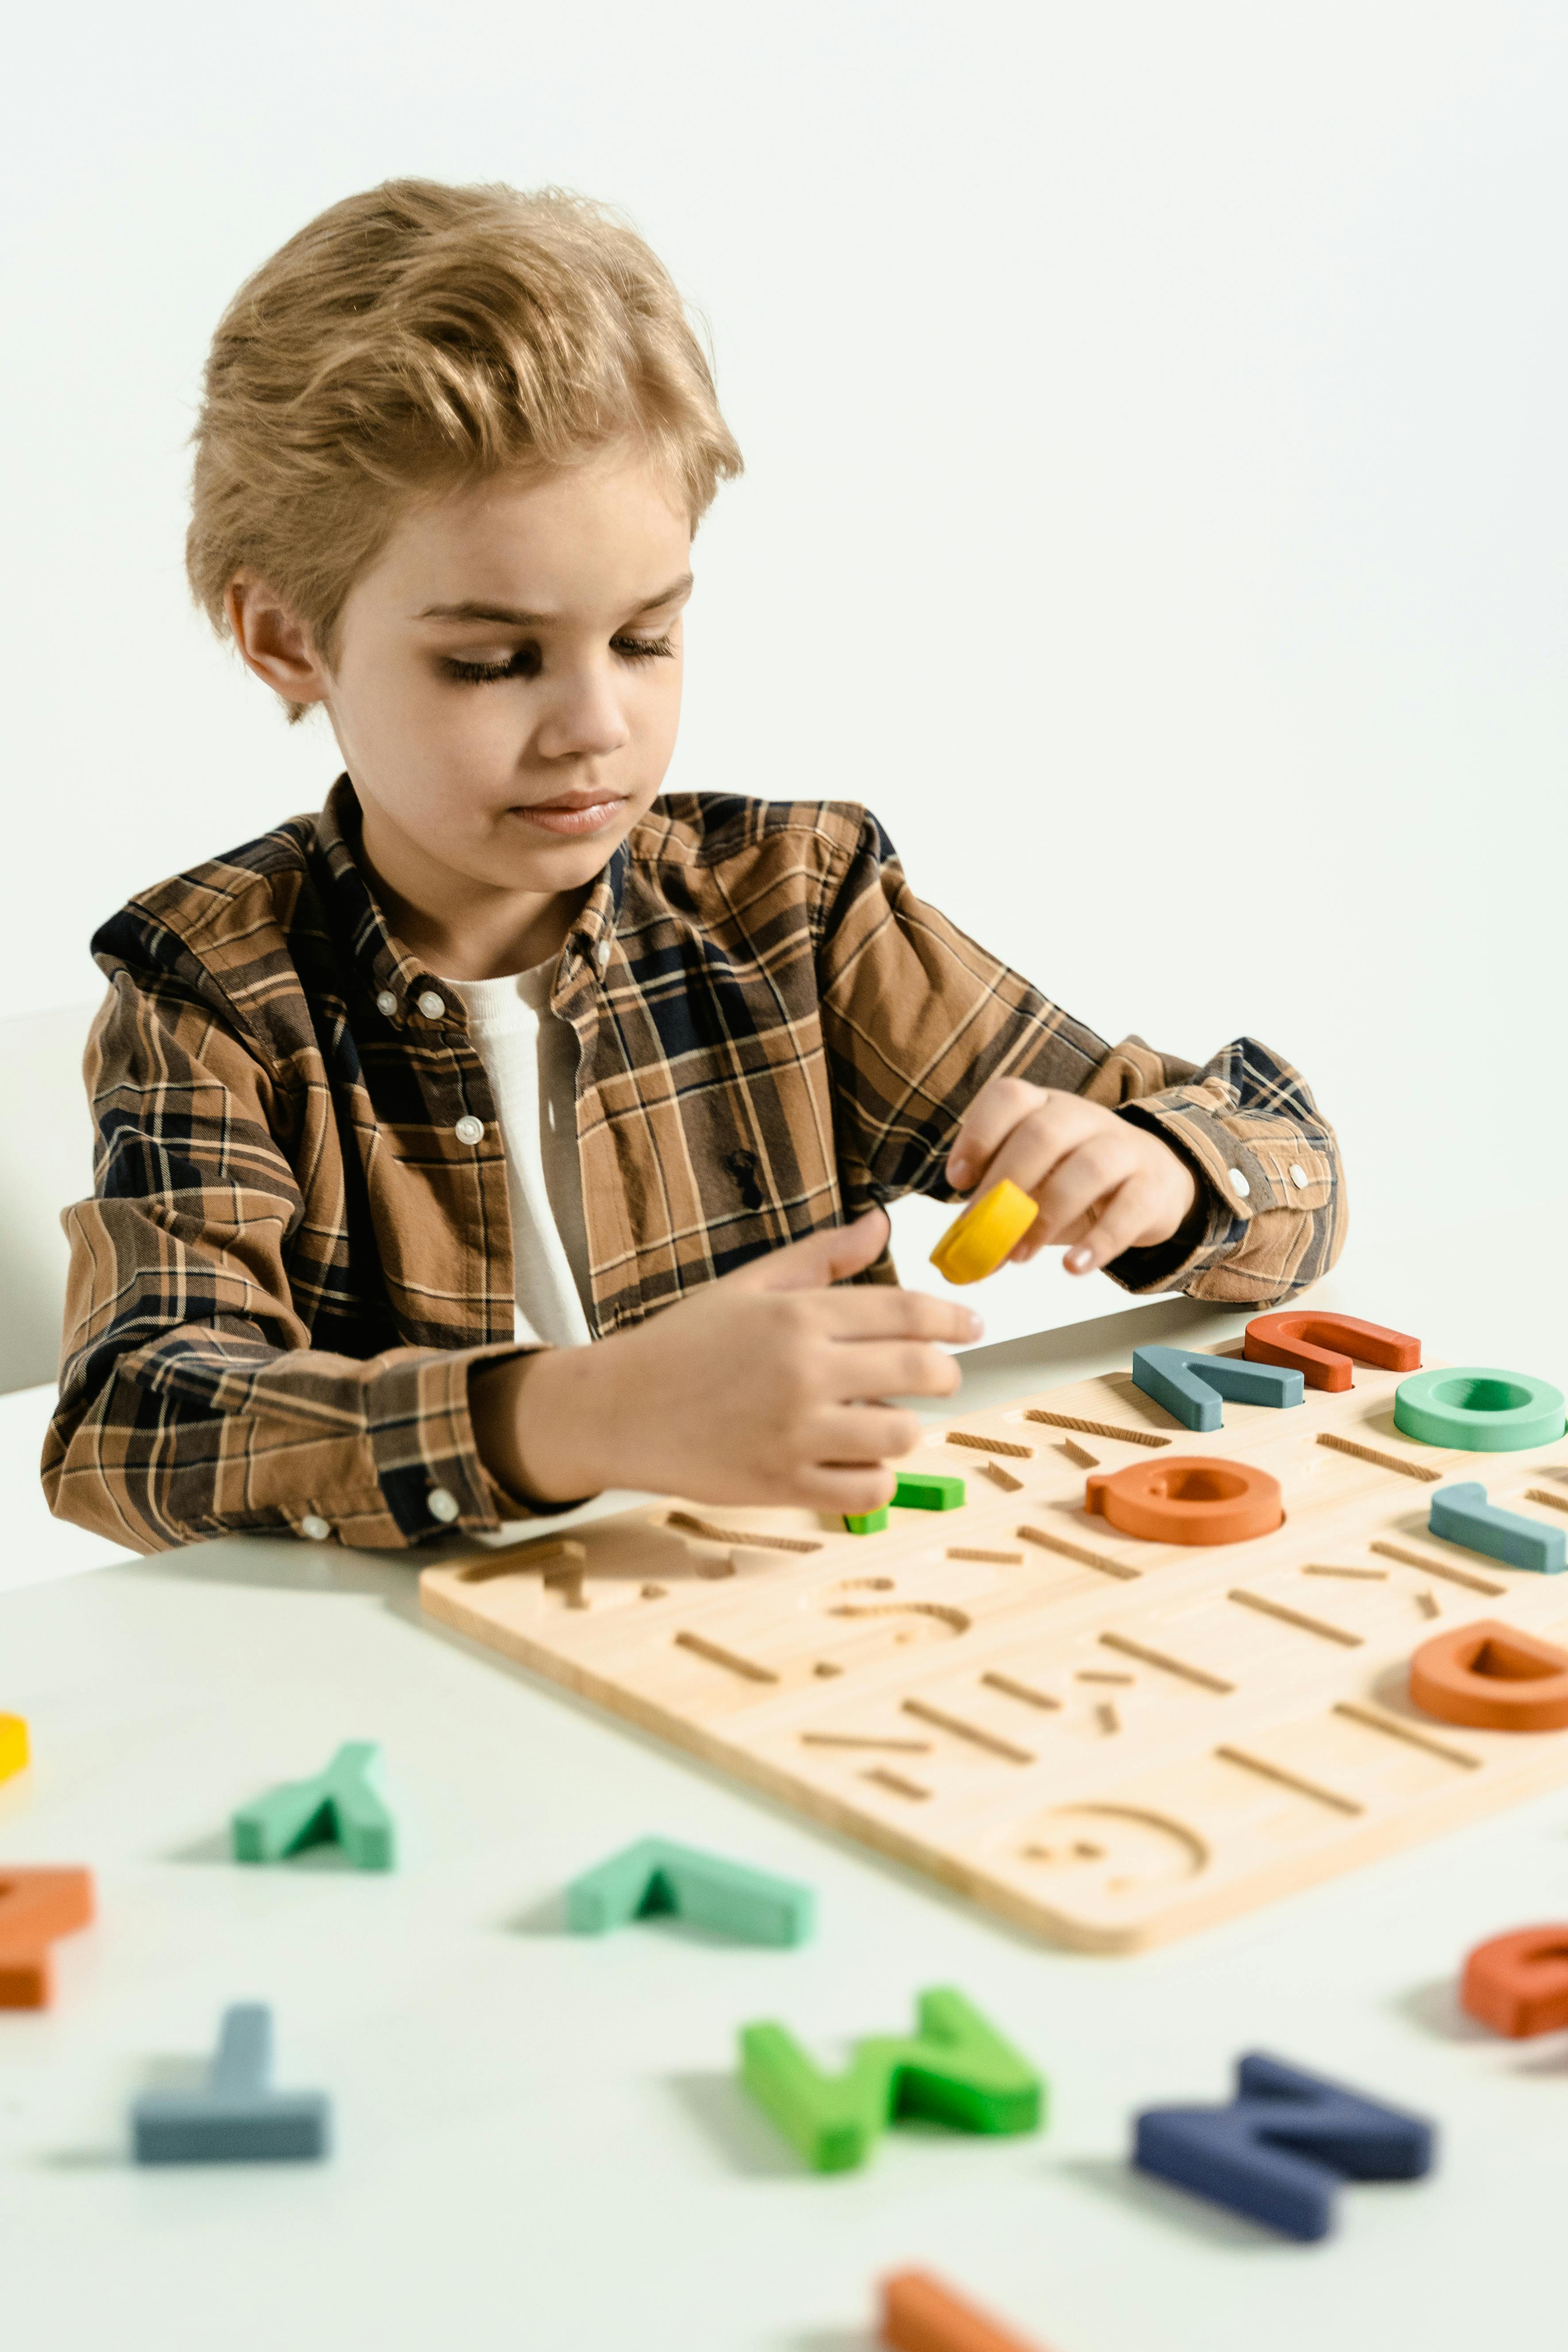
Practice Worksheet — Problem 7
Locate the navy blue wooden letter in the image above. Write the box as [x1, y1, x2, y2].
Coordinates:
[1134, 2052, 1434, 2240]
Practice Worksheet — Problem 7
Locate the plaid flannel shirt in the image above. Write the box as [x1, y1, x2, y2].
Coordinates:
[44, 780, 1344, 1554]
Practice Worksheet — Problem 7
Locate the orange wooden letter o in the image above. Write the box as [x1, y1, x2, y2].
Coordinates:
[1408, 1620, 1568, 1732]
[1084, 1457, 1283, 1547]
[1461, 1925, 1568, 2038]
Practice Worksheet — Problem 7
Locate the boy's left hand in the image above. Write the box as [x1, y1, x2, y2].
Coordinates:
[945, 1078, 1200, 1277]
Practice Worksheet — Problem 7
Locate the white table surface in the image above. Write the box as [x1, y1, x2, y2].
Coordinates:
[4, 1219, 1565, 2352]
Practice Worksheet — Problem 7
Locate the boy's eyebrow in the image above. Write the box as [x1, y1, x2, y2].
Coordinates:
[414, 573, 694, 626]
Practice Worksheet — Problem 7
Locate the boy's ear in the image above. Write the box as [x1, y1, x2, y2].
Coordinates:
[225, 574, 333, 708]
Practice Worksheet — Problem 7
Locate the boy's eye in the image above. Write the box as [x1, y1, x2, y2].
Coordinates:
[439, 631, 675, 685]
[609, 631, 677, 663]
[440, 644, 542, 685]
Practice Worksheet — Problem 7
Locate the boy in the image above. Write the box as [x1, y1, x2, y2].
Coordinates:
[44, 179, 1343, 1555]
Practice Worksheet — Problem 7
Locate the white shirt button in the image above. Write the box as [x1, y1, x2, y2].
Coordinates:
[300, 1514, 331, 1542]
[454, 1115, 484, 1146]
[596, 938, 612, 967]
[1228, 1167, 1251, 1198]
[375, 991, 397, 1017]
[427, 1485, 461, 1524]
[1289, 1163, 1309, 1189]
[417, 990, 446, 1020]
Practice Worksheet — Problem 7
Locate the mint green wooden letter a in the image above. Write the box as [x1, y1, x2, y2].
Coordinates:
[566, 1838, 815, 1944]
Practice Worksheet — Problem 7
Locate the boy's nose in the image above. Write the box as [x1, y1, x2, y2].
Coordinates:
[534, 665, 631, 761]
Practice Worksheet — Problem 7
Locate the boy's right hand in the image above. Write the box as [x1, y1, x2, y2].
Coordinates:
[470, 1208, 980, 1516]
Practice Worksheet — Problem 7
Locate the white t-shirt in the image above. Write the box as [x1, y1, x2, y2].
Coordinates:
[440, 961, 593, 1349]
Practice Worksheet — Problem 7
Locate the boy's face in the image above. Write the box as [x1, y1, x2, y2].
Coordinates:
[297, 451, 693, 919]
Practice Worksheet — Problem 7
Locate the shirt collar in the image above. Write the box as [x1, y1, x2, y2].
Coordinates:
[316, 774, 628, 1029]
[554, 840, 629, 1011]
[316, 776, 443, 1028]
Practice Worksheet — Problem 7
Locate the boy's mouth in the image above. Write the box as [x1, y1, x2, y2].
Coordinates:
[514, 792, 627, 838]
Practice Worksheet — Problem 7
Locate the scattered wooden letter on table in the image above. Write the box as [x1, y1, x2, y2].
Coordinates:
[739, 1986, 1042, 2172]
[566, 1836, 815, 1945]
[231, 1739, 396, 1870]
[1461, 1924, 1568, 2037]
[0, 1713, 28, 1785]
[1134, 2051, 1434, 2240]
[0, 1866, 94, 2008]
[133, 2004, 330, 2165]
[880, 2266, 1053, 2352]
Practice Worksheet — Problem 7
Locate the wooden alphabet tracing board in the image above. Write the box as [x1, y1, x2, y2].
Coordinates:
[420, 1345, 1568, 1950]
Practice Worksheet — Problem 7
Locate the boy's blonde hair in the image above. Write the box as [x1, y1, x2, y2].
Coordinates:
[187, 179, 742, 714]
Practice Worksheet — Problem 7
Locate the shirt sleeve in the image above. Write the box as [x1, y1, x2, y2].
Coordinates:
[814, 809, 1346, 1305]
[42, 968, 543, 1555]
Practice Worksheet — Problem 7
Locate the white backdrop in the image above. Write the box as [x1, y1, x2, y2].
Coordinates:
[4, 0, 1563, 1259]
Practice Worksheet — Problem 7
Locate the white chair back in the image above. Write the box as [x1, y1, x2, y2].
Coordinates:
[0, 1001, 98, 1394]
